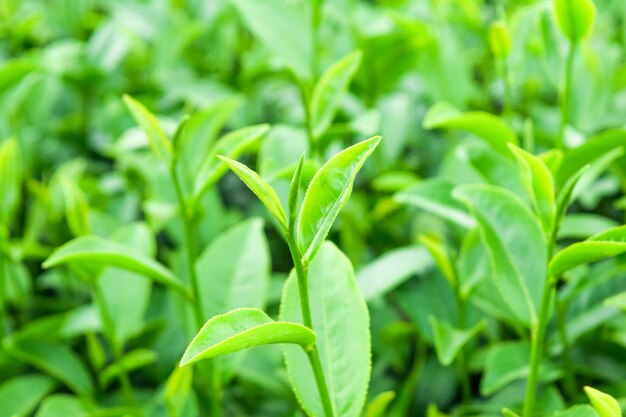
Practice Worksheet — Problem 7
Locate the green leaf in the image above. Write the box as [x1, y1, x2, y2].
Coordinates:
[584, 386, 622, 417]
[122, 94, 171, 162]
[310, 50, 362, 139]
[422, 102, 518, 157]
[0, 375, 55, 417]
[357, 246, 433, 300]
[231, 0, 312, 79]
[553, 405, 600, 417]
[394, 178, 475, 228]
[297, 136, 381, 261]
[489, 21, 512, 58]
[99, 349, 157, 388]
[558, 214, 619, 240]
[365, 391, 396, 417]
[454, 184, 547, 327]
[508, 144, 556, 236]
[193, 124, 269, 201]
[419, 234, 457, 289]
[554, 0, 596, 44]
[58, 175, 90, 237]
[180, 308, 315, 367]
[429, 317, 485, 366]
[43, 235, 189, 297]
[555, 165, 589, 233]
[35, 395, 93, 417]
[195, 218, 270, 319]
[218, 156, 288, 230]
[165, 366, 194, 417]
[281, 242, 370, 417]
[550, 225, 626, 278]
[2, 336, 94, 396]
[604, 292, 626, 311]
[0, 137, 23, 223]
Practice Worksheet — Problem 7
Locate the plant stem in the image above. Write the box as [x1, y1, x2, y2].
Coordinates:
[557, 43, 576, 150]
[522, 282, 554, 417]
[556, 301, 577, 399]
[285, 233, 335, 417]
[170, 165, 223, 417]
[91, 282, 137, 408]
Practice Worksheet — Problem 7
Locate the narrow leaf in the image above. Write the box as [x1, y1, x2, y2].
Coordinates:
[297, 136, 381, 261]
[419, 234, 457, 289]
[122, 94, 171, 161]
[365, 391, 396, 417]
[584, 386, 621, 417]
[180, 308, 315, 367]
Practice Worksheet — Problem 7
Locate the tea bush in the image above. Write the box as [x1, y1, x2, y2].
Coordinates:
[1, 0, 626, 416]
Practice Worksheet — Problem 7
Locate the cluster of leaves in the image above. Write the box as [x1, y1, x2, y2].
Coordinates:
[1, 0, 626, 417]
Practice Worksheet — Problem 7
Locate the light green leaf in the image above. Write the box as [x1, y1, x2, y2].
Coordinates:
[395, 178, 475, 228]
[0, 137, 23, 223]
[281, 242, 370, 417]
[2, 336, 94, 396]
[584, 386, 622, 417]
[231, 0, 312, 79]
[180, 308, 315, 367]
[297, 136, 381, 261]
[218, 156, 288, 230]
[365, 391, 396, 417]
[35, 395, 93, 417]
[508, 144, 556, 236]
[553, 405, 600, 417]
[122, 94, 171, 162]
[489, 21, 512, 58]
[429, 317, 485, 366]
[311, 50, 362, 139]
[0, 375, 55, 417]
[555, 165, 589, 233]
[554, 0, 596, 44]
[357, 246, 433, 300]
[419, 234, 457, 289]
[558, 214, 619, 240]
[423, 102, 518, 157]
[43, 235, 188, 297]
[604, 292, 626, 311]
[454, 184, 547, 327]
[550, 225, 626, 278]
[194, 124, 269, 200]
[196, 218, 270, 319]
[99, 349, 157, 388]
[59, 175, 90, 237]
[165, 366, 194, 417]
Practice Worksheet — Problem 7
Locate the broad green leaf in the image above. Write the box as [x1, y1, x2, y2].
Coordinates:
[584, 386, 621, 417]
[365, 391, 396, 417]
[429, 317, 485, 366]
[0, 138, 23, 223]
[553, 405, 600, 417]
[2, 336, 94, 396]
[35, 395, 93, 417]
[422, 102, 518, 157]
[281, 242, 370, 417]
[196, 218, 270, 319]
[489, 21, 512, 58]
[218, 156, 287, 230]
[555, 129, 626, 187]
[231, 0, 312, 79]
[122, 94, 171, 161]
[59, 175, 90, 237]
[604, 292, 626, 311]
[357, 246, 433, 300]
[0, 375, 55, 417]
[311, 51, 362, 139]
[419, 234, 457, 289]
[508, 144, 556, 235]
[99, 349, 157, 388]
[395, 178, 475, 228]
[454, 184, 547, 327]
[180, 308, 315, 367]
[480, 342, 560, 395]
[194, 124, 269, 200]
[43, 235, 188, 296]
[550, 225, 626, 278]
[558, 214, 619, 239]
[554, 0, 596, 44]
[297, 136, 381, 261]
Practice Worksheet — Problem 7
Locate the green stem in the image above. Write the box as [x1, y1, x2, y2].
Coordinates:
[285, 233, 335, 417]
[556, 300, 577, 399]
[522, 283, 554, 417]
[557, 43, 576, 150]
[91, 282, 137, 408]
[170, 165, 223, 417]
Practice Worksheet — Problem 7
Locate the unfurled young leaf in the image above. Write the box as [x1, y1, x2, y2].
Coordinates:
[310, 50, 363, 139]
[42, 235, 188, 297]
[489, 21, 512, 58]
[365, 391, 396, 417]
[297, 136, 381, 261]
[422, 102, 518, 157]
[584, 386, 621, 417]
[180, 308, 316, 367]
[218, 156, 288, 230]
[281, 242, 370, 417]
[454, 184, 547, 327]
[550, 225, 626, 278]
[429, 316, 485, 366]
[554, 0, 596, 44]
[122, 94, 171, 162]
